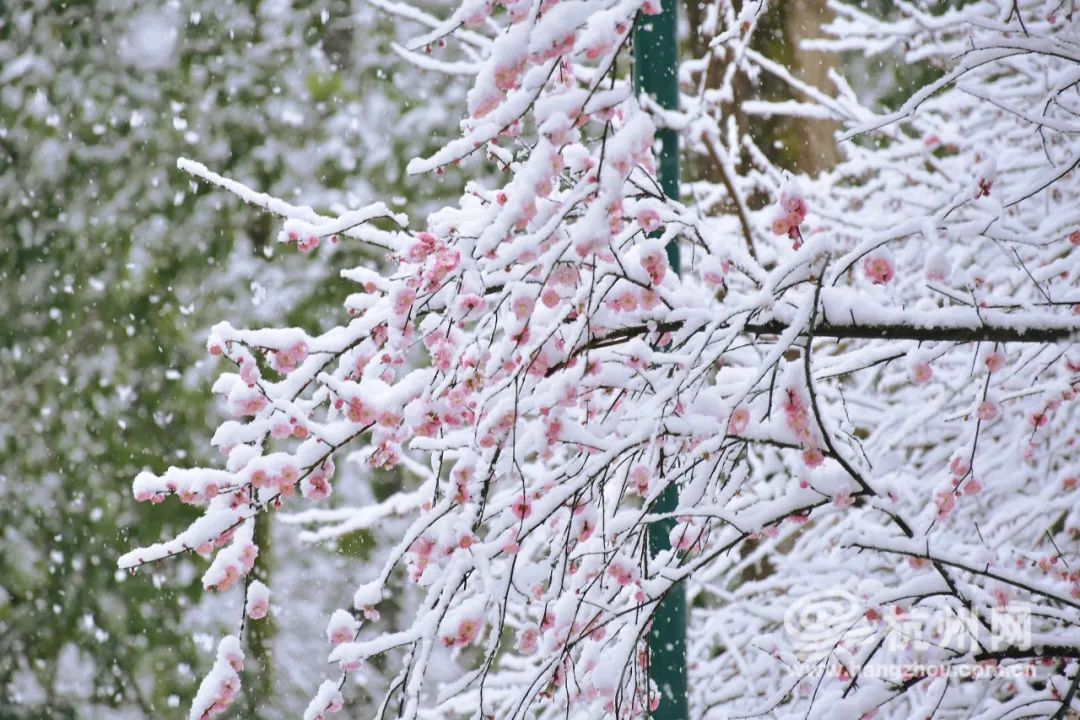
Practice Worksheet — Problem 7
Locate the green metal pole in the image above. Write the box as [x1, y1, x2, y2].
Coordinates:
[634, 3, 687, 719]
[635, 1, 681, 272]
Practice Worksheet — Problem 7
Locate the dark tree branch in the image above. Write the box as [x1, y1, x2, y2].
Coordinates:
[747, 319, 1078, 344]
[575, 317, 1078, 355]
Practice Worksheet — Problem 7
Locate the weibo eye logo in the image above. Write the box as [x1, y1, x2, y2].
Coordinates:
[783, 589, 873, 658]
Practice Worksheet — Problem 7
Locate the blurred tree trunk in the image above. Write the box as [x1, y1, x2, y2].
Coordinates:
[774, 0, 840, 175]
[242, 516, 275, 719]
[685, 0, 840, 182]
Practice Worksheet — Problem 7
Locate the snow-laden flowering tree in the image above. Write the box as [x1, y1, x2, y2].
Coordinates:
[123, 1, 1080, 718]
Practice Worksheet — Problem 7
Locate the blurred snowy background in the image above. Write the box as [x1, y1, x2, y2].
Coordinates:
[0, 1, 466, 716]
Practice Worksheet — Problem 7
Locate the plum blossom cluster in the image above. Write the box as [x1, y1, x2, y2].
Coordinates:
[189, 635, 244, 720]
[779, 370, 825, 470]
[769, 181, 808, 249]
[245, 580, 270, 620]
[123, 1, 1080, 719]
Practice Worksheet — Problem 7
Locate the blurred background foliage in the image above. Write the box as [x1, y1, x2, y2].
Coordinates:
[0, 0, 461, 716]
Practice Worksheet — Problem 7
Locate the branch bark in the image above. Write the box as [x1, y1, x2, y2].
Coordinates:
[577, 317, 1077, 356]
[745, 318, 1079, 344]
